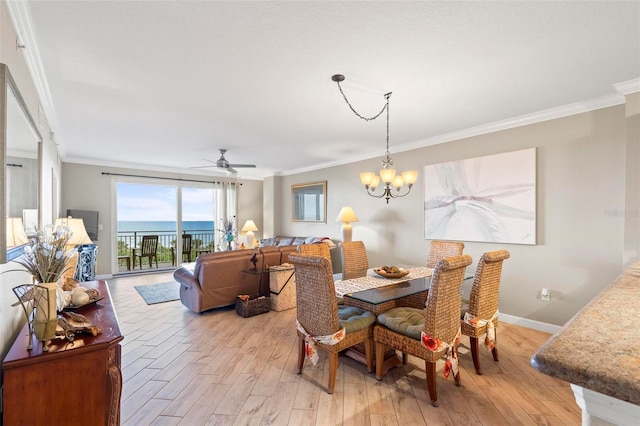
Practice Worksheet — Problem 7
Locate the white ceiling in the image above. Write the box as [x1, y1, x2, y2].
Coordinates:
[11, 1, 640, 179]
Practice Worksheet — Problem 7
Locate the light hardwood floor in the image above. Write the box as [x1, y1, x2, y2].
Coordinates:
[110, 272, 581, 425]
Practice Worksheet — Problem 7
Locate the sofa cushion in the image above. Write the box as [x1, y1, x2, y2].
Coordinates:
[278, 237, 294, 246]
[377, 307, 425, 340]
[338, 305, 375, 334]
[261, 237, 277, 247]
[292, 237, 307, 245]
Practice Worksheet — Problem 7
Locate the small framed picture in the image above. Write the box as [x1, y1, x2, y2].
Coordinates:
[291, 181, 326, 223]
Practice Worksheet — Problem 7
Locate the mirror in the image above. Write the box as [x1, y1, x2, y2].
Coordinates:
[292, 181, 327, 223]
[1, 63, 42, 263]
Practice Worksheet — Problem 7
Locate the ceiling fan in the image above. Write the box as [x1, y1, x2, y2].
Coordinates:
[192, 149, 257, 174]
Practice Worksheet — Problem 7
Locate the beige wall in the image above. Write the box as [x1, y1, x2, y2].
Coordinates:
[275, 104, 631, 326]
[60, 163, 263, 275]
[1, 0, 60, 358]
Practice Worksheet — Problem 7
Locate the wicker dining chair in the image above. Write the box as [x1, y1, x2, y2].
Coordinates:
[298, 243, 332, 271]
[460, 249, 510, 375]
[289, 253, 376, 394]
[426, 240, 465, 268]
[374, 254, 473, 407]
[340, 241, 369, 280]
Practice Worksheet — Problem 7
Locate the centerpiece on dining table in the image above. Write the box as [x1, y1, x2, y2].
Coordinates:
[373, 265, 409, 278]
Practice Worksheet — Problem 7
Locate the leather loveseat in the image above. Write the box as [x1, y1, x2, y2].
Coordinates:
[173, 245, 298, 313]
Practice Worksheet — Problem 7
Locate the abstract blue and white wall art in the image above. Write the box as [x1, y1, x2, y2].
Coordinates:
[424, 147, 536, 245]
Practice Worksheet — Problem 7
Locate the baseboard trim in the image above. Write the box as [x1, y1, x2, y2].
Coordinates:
[500, 313, 562, 334]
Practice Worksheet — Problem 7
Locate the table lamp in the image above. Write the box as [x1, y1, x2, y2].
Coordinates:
[241, 220, 258, 248]
[55, 217, 96, 282]
[336, 206, 359, 242]
[6, 217, 29, 247]
[55, 217, 93, 247]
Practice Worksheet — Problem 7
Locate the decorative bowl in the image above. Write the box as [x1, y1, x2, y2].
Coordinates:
[373, 267, 409, 279]
[64, 297, 105, 311]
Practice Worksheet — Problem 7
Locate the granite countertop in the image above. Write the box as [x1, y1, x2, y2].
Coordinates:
[531, 261, 640, 405]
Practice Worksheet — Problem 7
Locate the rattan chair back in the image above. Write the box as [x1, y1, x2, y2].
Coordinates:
[467, 250, 510, 321]
[426, 240, 465, 268]
[289, 254, 340, 336]
[425, 254, 473, 345]
[461, 249, 510, 375]
[340, 241, 369, 280]
[298, 243, 332, 271]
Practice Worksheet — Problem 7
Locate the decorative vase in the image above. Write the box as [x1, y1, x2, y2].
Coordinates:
[33, 282, 58, 343]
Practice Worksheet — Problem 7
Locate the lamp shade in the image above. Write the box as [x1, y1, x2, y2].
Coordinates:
[55, 217, 93, 246]
[336, 207, 359, 223]
[401, 170, 419, 185]
[241, 220, 258, 233]
[6, 217, 29, 247]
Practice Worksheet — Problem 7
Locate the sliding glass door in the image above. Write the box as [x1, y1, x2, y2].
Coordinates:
[114, 178, 233, 273]
[179, 187, 215, 264]
[116, 182, 178, 271]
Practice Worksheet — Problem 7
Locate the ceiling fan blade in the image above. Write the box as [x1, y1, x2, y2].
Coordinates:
[189, 165, 217, 169]
[227, 167, 239, 174]
[228, 163, 256, 168]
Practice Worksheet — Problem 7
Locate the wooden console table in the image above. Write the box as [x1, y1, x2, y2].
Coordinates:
[2, 280, 123, 425]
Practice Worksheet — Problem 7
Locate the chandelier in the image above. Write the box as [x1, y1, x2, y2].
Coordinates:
[331, 74, 418, 203]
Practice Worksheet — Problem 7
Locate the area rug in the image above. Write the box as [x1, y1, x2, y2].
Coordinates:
[134, 281, 180, 305]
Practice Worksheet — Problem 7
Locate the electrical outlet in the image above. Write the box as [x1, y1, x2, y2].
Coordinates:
[540, 288, 550, 301]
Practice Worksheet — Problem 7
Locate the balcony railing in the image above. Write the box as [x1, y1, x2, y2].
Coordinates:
[117, 229, 216, 272]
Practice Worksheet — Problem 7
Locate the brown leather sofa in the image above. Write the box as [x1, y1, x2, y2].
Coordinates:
[173, 245, 298, 313]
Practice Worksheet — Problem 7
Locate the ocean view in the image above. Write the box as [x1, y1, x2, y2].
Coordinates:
[117, 221, 215, 234]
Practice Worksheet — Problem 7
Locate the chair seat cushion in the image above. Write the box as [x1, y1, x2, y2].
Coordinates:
[338, 305, 375, 334]
[377, 307, 425, 340]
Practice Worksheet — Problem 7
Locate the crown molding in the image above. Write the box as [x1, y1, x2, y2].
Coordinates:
[5, 0, 57, 133]
[614, 78, 640, 95]
[281, 91, 627, 176]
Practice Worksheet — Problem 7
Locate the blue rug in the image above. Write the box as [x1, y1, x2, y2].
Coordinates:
[134, 281, 180, 305]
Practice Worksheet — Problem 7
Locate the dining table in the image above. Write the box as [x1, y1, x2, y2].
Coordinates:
[335, 266, 434, 374]
[334, 266, 473, 376]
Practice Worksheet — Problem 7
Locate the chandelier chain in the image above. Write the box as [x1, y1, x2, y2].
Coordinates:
[335, 80, 389, 122]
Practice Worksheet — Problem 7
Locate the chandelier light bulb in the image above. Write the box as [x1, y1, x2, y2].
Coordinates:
[401, 170, 418, 186]
[370, 175, 380, 190]
[392, 175, 404, 190]
[380, 168, 396, 185]
[360, 172, 375, 186]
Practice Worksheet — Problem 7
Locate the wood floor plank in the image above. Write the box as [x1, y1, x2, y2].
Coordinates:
[363, 375, 395, 416]
[288, 408, 317, 426]
[121, 380, 168, 423]
[123, 398, 172, 426]
[259, 381, 300, 425]
[368, 414, 399, 426]
[214, 373, 259, 416]
[316, 385, 345, 425]
[232, 394, 270, 426]
[482, 386, 537, 426]
[153, 363, 206, 400]
[343, 382, 369, 426]
[178, 383, 231, 425]
[161, 373, 219, 417]
[107, 272, 582, 426]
